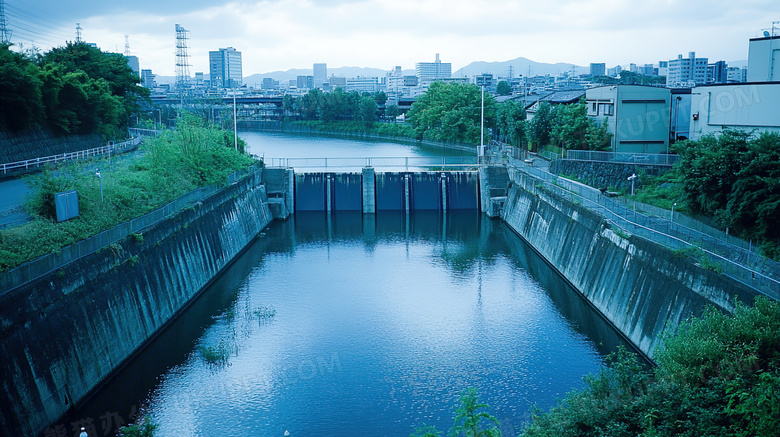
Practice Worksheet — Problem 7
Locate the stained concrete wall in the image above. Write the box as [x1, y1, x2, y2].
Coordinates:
[0, 130, 102, 164]
[500, 169, 760, 359]
[0, 173, 272, 437]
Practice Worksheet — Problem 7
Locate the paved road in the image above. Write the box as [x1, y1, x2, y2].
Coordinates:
[0, 178, 32, 228]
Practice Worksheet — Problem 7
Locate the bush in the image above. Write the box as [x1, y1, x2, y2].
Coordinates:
[0, 114, 257, 272]
[522, 297, 780, 437]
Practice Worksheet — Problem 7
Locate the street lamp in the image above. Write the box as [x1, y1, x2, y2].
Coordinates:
[96, 168, 103, 203]
[671, 202, 677, 222]
[627, 173, 637, 196]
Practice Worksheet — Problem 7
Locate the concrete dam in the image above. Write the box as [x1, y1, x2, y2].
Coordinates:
[0, 163, 763, 437]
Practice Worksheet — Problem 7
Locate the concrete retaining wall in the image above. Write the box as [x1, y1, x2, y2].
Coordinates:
[0, 174, 272, 437]
[500, 169, 759, 359]
[549, 160, 672, 191]
[0, 130, 102, 164]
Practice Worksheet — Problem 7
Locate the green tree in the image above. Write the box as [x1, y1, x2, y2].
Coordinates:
[675, 130, 780, 257]
[452, 387, 502, 437]
[358, 95, 378, 126]
[550, 101, 591, 150]
[407, 81, 497, 144]
[496, 81, 512, 96]
[523, 297, 780, 437]
[528, 101, 553, 151]
[41, 41, 149, 131]
[495, 100, 526, 147]
[585, 119, 613, 151]
[374, 90, 388, 106]
[386, 104, 401, 122]
[0, 43, 45, 132]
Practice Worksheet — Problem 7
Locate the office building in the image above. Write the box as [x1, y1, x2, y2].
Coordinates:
[313, 63, 327, 88]
[209, 47, 243, 88]
[416, 54, 451, 80]
[708, 61, 728, 84]
[141, 69, 156, 88]
[666, 52, 709, 87]
[297, 76, 314, 90]
[126, 55, 140, 76]
[590, 63, 606, 77]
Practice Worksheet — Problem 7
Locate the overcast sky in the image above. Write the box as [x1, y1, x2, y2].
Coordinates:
[6, 0, 778, 77]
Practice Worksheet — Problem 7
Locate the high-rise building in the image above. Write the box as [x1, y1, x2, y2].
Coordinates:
[747, 34, 780, 82]
[416, 54, 451, 80]
[313, 63, 327, 88]
[297, 75, 314, 90]
[126, 55, 140, 76]
[666, 52, 709, 87]
[708, 61, 728, 84]
[209, 47, 243, 89]
[590, 63, 606, 77]
[141, 69, 156, 88]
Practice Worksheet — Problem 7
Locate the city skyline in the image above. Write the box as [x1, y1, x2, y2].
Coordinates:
[5, 0, 778, 77]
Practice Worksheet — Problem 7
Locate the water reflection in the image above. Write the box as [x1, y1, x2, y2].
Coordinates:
[69, 212, 632, 437]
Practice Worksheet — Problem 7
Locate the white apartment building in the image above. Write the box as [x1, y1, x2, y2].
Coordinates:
[416, 54, 452, 80]
[666, 52, 709, 88]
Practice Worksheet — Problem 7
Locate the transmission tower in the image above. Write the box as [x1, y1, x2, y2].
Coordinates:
[175, 24, 191, 91]
[76, 23, 82, 43]
[124, 34, 130, 56]
[0, 0, 11, 44]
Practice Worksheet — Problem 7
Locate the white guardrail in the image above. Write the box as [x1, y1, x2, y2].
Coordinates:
[1, 135, 144, 174]
[267, 155, 479, 170]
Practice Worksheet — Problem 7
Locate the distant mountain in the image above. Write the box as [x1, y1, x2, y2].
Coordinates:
[453, 57, 587, 78]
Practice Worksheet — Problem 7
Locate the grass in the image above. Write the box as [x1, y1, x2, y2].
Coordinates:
[0, 115, 258, 273]
[630, 168, 687, 212]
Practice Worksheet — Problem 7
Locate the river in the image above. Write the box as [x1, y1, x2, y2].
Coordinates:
[66, 133, 631, 437]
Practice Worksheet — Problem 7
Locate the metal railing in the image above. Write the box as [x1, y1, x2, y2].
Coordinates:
[563, 150, 679, 166]
[129, 128, 162, 137]
[267, 156, 479, 171]
[0, 164, 263, 295]
[506, 162, 780, 299]
[1, 136, 142, 174]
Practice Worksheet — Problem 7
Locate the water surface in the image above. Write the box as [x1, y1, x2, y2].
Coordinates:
[71, 212, 630, 437]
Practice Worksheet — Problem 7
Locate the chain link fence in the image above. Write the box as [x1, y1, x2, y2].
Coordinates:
[0, 164, 264, 295]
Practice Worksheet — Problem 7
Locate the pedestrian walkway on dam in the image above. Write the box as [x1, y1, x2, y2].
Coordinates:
[485, 143, 780, 299]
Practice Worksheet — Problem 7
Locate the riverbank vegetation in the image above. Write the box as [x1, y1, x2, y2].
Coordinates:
[522, 296, 780, 437]
[626, 130, 780, 259]
[0, 115, 256, 272]
[0, 42, 148, 139]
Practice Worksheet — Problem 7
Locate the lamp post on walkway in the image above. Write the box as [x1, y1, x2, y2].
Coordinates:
[628, 173, 637, 196]
[96, 168, 103, 203]
[671, 202, 677, 222]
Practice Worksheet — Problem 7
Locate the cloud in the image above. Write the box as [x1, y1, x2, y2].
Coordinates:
[10, 0, 778, 77]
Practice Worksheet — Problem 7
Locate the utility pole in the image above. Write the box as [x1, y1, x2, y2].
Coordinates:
[480, 85, 484, 162]
[0, 0, 11, 44]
